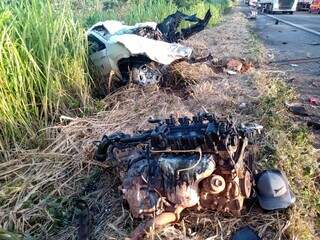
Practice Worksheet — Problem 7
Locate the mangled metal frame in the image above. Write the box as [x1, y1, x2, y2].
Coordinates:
[87, 10, 212, 88]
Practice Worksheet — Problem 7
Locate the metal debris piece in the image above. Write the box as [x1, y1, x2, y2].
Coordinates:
[227, 70, 237, 75]
[158, 10, 212, 43]
[226, 58, 253, 73]
[95, 113, 263, 239]
[309, 96, 320, 106]
[307, 117, 320, 130]
[227, 59, 243, 72]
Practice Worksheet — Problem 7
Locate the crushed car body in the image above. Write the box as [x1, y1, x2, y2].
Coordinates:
[87, 10, 212, 86]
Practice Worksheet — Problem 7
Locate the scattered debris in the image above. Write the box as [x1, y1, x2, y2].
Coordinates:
[288, 104, 309, 116]
[158, 10, 212, 43]
[239, 102, 247, 110]
[307, 117, 320, 130]
[308, 96, 320, 106]
[87, 10, 212, 91]
[227, 59, 243, 72]
[307, 42, 320, 46]
[269, 57, 320, 65]
[255, 170, 295, 210]
[231, 226, 261, 240]
[287, 102, 320, 118]
[94, 113, 293, 239]
[75, 199, 90, 240]
[226, 69, 237, 75]
[312, 81, 320, 88]
[224, 58, 253, 73]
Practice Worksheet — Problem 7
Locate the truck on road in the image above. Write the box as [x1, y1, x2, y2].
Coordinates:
[259, 0, 299, 13]
[297, 0, 313, 11]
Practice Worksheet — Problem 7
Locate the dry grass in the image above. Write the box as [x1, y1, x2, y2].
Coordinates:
[1, 8, 318, 240]
[0, 85, 191, 239]
[184, 11, 267, 64]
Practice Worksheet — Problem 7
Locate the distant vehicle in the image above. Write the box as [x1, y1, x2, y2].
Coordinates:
[259, 0, 299, 13]
[309, 0, 320, 13]
[297, 0, 313, 10]
[249, 0, 258, 6]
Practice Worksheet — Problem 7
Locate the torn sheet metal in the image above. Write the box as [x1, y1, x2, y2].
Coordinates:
[88, 22, 192, 83]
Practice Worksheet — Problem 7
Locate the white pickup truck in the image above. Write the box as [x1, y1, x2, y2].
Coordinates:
[259, 0, 299, 13]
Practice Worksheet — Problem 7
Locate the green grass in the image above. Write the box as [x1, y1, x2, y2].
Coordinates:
[83, 0, 231, 28]
[0, 0, 231, 153]
[0, 0, 90, 152]
[255, 75, 319, 239]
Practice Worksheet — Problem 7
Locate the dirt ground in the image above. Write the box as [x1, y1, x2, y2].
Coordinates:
[1, 7, 319, 240]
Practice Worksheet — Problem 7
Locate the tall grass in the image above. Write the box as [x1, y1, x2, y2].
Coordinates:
[83, 0, 231, 28]
[0, 0, 231, 153]
[0, 0, 90, 152]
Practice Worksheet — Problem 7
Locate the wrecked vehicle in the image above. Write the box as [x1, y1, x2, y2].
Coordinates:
[87, 10, 212, 89]
[95, 113, 265, 239]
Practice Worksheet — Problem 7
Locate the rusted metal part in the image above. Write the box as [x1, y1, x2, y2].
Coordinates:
[95, 114, 261, 238]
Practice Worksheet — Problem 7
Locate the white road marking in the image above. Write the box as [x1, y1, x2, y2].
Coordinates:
[265, 14, 320, 37]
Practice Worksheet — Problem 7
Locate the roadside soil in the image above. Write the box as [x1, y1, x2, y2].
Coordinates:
[1, 7, 318, 240]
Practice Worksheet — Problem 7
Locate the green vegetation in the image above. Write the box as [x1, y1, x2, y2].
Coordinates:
[255, 74, 319, 239]
[0, 0, 90, 152]
[0, 0, 231, 153]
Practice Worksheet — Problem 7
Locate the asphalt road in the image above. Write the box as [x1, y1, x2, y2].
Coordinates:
[252, 9, 320, 147]
[270, 12, 320, 32]
[254, 11, 320, 65]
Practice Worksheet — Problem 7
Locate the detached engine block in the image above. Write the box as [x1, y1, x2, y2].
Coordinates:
[95, 113, 262, 239]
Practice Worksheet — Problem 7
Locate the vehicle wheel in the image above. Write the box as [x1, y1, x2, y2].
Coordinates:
[289, 11, 294, 14]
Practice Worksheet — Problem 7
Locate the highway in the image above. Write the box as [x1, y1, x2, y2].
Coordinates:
[268, 12, 320, 33]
